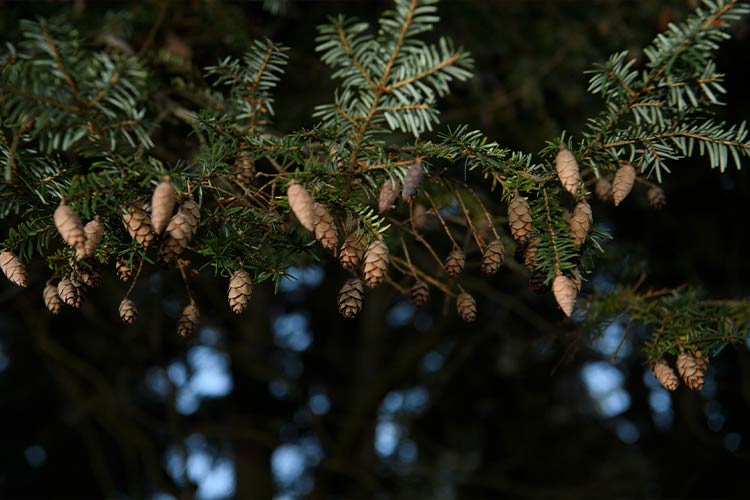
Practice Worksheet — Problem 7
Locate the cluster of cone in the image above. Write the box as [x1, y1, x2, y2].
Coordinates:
[652, 350, 708, 391]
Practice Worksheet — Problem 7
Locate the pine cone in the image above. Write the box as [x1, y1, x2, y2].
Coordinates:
[410, 280, 429, 307]
[228, 269, 253, 314]
[553, 274, 576, 317]
[695, 350, 708, 372]
[116, 258, 133, 281]
[443, 249, 465, 278]
[54, 203, 86, 251]
[523, 237, 540, 271]
[570, 201, 593, 246]
[177, 302, 200, 337]
[456, 292, 477, 323]
[363, 240, 389, 288]
[508, 193, 533, 244]
[288, 181, 316, 232]
[339, 233, 365, 271]
[78, 269, 101, 288]
[647, 186, 666, 209]
[43, 283, 62, 314]
[181, 199, 201, 237]
[337, 278, 365, 319]
[159, 206, 197, 264]
[652, 361, 679, 391]
[77, 217, 105, 260]
[528, 271, 551, 294]
[555, 145, 580, 194]
[119, 298, 138, 324]
[677, 351, 705, 391]
[412, 203, 427, 229]
[612, 162, 636, 206]
[235, 151, 256, 187]
[378, 178, 400, 214]
[481, 238, 504, 275]
[313, 203, 338, 254]
[151, 177, 177, 234]
[401, 160, 423, 201]
[57, 278, 82, 308]
[123, 206, 155, 247]
[0, 250, 28, 287]
[594, 177, 614, 204]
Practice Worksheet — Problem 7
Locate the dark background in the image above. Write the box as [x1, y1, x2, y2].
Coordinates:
[1, 1, 749, 498]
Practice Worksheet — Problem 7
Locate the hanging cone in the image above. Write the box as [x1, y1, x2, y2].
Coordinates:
[363, 240, 389, 288]
[508, 193, 533, 244]
[569, 201, 593, 246]
[177, 302, 200, 337]
[228, 269, 253, 314]
[410, 280, 429, 307]
[676, 351, 705, 391]
[151, 177, 177, 234]
[553, 274, 576, 317]
[523, 237, 540, 271]
[123, 205, 155, 247]
[594, 177, 614, 204]
[339, 232, 365, 271]
[116, 258, 133, 281]
[76, 217, 105, 260]
[378, 178, 401, 214]
[159, 205, 197, 264]
[0, 250, 28, 287]
[288, 181, 316, 232]
[57, 278, 82, 308]
[652, 361, 679, 391]
[181, 199, 201, 237]
[43, 283, 62, 314]
[78, 269, 101, 288]
[481, 238, 504, 275]
[528, 271, 551, 294]
[555, 145, 580, 194]
[119, 298, 138, 324]
[234, 151, 256, 187]
[337, 278, 365, 319]
[612, 162, 636, 206]
[443, 249, 465, 278]
[401, 160, 423, 201]
[313, 202, 338, 254]
[695, 350, 708, 372]
[456, 292, 477, 323]
[54, 203, 86, 251]
[647, 186, 666, 209]
[411, 203, 427, 229]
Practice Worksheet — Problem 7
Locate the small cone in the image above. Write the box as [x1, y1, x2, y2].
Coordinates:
[595, 177, 614, 204]
[647, 186, 666, 209]
[0, 250, 28, 287]
[412, 204, 427, 229]
[652, 361, 679, 391]
[553, 274, 576, 317]
[695, 350, 708, 372]
[337, 278, 365, 319]
[456, 292, 477, 323]
[443, 249, 465, 278]
[116, 259, 133, 281]
[523, 237, 540, 271]
[339, 233, 365, 271]
[612, 162, 636, 206]
[481, 238, 504, 275]
[177, 302, 200, 337]
[528, 271, 551, 295]
[410, 280, 429, 307]
[676, 351, 705, 391]
[43, 283, 62, 314]
[378, 178, 400, 214]
[123, 206, 155, 247]
[181, 199, 201, 237]
[363, 240, 389, 288]
[228, 270, 253, 314]
[57, 278, 82, 308]
[235, 151, 256, 187]
[54, 203, 86, 251]
[570, 201, 593, 246]
[508, 193, 533, 244]
[402, 160, 423, 201]
[555, 145, 580, 194]
[313, 203, 338, 254]
[151, 177, 177, 234]
[78, 269, 101, 288]
[119, 298, 137, 324]
[288, 182, 316, 232]
[77, 217, 105, 260]
[159, 206, 196, 264]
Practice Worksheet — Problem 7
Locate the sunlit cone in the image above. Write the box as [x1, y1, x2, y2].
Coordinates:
[528, 271, 550, 295]
[410, 280, 429, 307]
[177, 302, 200, 337]
[652, 361, 679, 391]
[443, 249, 465, 278]
[555, 145, 580, 194]
[123, 205, 155, 247]
[411, 203, 427, 229]
[337, 278, 365, 319]
[695, 350, 708, 372]
[151, 177, 177, 235]
[159, 205, 197, 264]
[116, 259, 133, 281]
[612, 162, 636, 206]
[339, 233, 365, 271]
[54, 203, 86, 251]
[79, 269, 101, 288]
[287, 181, 316, 232]
[119, 298, 138, 324]
[481, 238, 504, 275]
[228, 270, 253, 314]
[552, 274, 576, 317]
[594, 177, 614, 204]
[401, 160, 423, 201]
[456, 292, 477, 323]
[647, 185, 666, 209]
[363, 240, 389, 288]
[43, 283, 62, 314]
[378, 178, 401, 214]
[508, 193, 533, 244]
[570, 201, 593, 246]
[523, 237, 540, 271]
[57, 278, 82, 308]
[0, 250, 28, 287]
[677, 351, 705, 391]
[313, 203, 338, 254]
[235, 151, 256, 187]
[77, 217, 104, 260]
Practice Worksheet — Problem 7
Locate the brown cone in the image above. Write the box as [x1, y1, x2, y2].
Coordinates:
[595, 177, 614, 204]
[313, 203, 338, 254]
[555, 145, 580, 194]
[508, 193, 533, 244]
[363, 240, 389, 288]
[181, 199, 201, 237]
[116, 259, 133, 281]
[612, 162, 636, 206]
[523, 237, 540, 271]
[77, 217, 105, 260]
[410, 280, 429, 307]
[54, 203, 86, 251]
[570, 201, 593, 246]
[339, 233, 365, 271]
[443, 249, 465, 278]
[159, 206, 196, 264]
[647, 186, 666, 209]
[652, 361, 679, 391]
[119, 298, 138, 324]
[457, 292, 477, 323]
[288, 182, 316, 232]
[43, 283, 62, 314]
[378, 178, 401, 214]
[177, 302, 200, 337]
[0, 250, 28, 287]
[235, 151, 256, 187]
[57, 278, 82, 308]
[481, 238, 504, 275]
[151, 177, 177, 234]
[78, 269, 101, 288]
[123, 206, 155, 247]
[676, 351, 705, 391]
[402, 160, 423, 201]
[337, 278, 365, 319]
[553, 274, 576, 317]
[228, 270, 253, 314]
